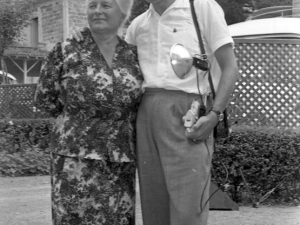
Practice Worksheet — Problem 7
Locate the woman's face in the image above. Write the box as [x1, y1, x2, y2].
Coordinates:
[87, 0, 123, 34]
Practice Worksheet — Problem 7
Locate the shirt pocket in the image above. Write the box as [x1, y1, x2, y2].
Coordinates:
[167, 11, 200, 56]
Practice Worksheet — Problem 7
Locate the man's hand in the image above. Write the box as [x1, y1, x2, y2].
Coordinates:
[184, 111, 218, 141]
[71, 27, 86, 42]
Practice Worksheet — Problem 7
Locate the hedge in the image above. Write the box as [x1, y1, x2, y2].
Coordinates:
[0, 119, 299, 205]
[0, 119, 53, 177]
[212, 125, 300, 206]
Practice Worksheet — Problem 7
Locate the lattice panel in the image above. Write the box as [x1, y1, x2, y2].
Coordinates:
[0, 84, 37, 119]
[229, 39, 300, 129]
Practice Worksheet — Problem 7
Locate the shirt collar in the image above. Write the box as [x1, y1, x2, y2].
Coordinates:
[148, 0, 189, 16]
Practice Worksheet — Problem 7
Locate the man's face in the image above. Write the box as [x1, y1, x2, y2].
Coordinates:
[145, 0, 175, 9]
[145, 0, 165, 4]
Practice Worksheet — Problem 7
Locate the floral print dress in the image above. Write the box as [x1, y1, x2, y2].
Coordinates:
[35, 28, 143, 225]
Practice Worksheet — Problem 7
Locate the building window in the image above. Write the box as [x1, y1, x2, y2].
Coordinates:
[31, 17, 39, 47]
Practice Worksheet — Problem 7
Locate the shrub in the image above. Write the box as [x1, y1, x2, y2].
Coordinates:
[1, 119, 299, 206]
[0, 119, 53, 177]
[212, 125, 300, 206]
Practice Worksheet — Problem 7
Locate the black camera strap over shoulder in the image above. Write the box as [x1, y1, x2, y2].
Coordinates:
[189, 0, 213, 96]
[189, 0, 230, 139]
[190, 0, 206, 60]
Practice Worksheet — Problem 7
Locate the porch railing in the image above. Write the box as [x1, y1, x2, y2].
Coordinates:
[0, 84, 48, 119]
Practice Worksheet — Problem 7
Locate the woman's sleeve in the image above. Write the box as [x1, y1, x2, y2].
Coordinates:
[34, 43, 64, 118]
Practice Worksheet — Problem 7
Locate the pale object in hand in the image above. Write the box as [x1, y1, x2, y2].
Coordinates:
[184, 99, 206, 132]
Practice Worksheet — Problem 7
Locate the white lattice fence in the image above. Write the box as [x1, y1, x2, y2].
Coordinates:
[229, 39, 300, 129]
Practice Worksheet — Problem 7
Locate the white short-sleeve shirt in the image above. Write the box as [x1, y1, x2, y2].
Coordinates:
[125, 0, 234, 94]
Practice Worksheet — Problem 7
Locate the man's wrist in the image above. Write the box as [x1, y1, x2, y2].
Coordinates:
[207, 110, 219, 124]
[209, 108, 224, 122]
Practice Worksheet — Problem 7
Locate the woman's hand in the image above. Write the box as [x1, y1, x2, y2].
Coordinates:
[71, 27, 86, 42]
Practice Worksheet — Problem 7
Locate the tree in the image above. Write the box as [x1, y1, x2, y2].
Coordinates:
[128, 0, 149, 25]
[253, 0, 292, 9]
[216, 0, 253, 25]
[0, 0, 34, 84]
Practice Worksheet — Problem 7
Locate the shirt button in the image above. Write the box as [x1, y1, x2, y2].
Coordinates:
[173, 28, 177, 33]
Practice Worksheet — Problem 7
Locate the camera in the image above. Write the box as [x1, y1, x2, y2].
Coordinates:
[183, 98, 206, 129]
[193, 55, 209, 71]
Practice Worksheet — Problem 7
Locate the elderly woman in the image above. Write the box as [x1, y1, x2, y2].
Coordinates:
[35, 0, 142, 224]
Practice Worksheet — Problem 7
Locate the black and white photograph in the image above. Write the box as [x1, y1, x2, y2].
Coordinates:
[0, 0, 299, 224]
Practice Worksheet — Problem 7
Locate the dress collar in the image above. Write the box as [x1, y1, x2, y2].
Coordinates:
[82, 27, 126, 49]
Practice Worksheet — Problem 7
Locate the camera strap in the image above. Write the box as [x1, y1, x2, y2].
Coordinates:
[190, 0, 207, 110]
[190, 0, 206, 61]
[190, 0, 214, 96]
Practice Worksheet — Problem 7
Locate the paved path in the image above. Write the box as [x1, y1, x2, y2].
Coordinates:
[0, 176, 299, 225]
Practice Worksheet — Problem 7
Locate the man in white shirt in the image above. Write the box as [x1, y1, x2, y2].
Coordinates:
[125, 0, 238, 225]
[73, 0, 239, 224]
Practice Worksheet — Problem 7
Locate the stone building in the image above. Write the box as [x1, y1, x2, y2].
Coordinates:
[293, 0, 300, 16]
[2, 0, 88, 84]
